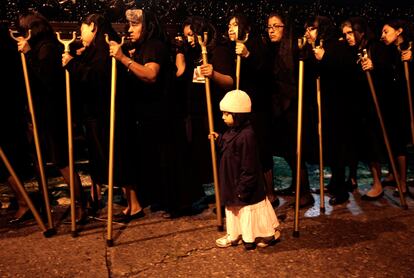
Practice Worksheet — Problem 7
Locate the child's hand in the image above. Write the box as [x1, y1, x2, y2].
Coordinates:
[208, 132, 218, 140]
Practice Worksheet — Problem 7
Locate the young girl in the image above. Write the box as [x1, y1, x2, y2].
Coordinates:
[211, 89, 280, 250]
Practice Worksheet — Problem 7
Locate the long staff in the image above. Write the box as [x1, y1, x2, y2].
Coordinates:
[361, 50, 408, 209]
[398, 42, 414, 144]
[0, 147, 54, 237]
[293, 37, 306, 237]
[316, 76, 325, 213]
[105, 34, 125, 246]
[314, 40, 325, 213]
[56, 31, 78, 237]
[9, 30, 54, 230]
[235, 33, 249, 90]
[197, 32, 223, 231]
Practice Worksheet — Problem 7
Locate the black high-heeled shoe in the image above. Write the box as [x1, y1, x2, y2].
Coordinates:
[9, 209, 33, 224]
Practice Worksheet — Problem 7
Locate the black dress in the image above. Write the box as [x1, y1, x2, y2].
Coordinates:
[302, 39, 356, 198]
[0, 25, 31, 181]
[25, 36, 68, 169]
[380, 44, 411, 157]
[183, 42, 234, 186]
[302, 39, 356, 168]
[346, 43, 387, 164]
[66, 34, 111, 186]
[235, 36, 274, 172]
[123, 38, 197, 209]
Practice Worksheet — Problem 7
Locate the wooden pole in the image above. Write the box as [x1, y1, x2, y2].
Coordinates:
[56, 31, 78, 237]
[105, 35, 125, 246]
[9, 29, 54, 230]
[0, 147, 54, 237]
[316, 77, 325, 213]
[293, 37, 307, 237]
[197, 32, 223, 231]
[361, 50, 407, 209]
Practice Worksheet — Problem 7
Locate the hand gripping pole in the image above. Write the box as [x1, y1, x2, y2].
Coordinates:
[235, 33, 249, 90]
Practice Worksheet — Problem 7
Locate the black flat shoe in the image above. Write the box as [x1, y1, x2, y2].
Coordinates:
[243, 241, 256, 251]
[329, 194, 349, 205]
[115, 210, 145, 223]
[9, 209, 33, 224]
[276, 187, 295, 196]
[113, 211, 130, 223]
[361, 191, 384, 201]
[128, 210, 145, 221]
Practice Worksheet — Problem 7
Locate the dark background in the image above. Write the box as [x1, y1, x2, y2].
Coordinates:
[1, 0, 414, 38]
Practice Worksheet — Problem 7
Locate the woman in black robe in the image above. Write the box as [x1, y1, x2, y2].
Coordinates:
[225, 13, 278, 206]
[264, 12, 315, 208]
[63, 13, 118, 213]
[302, 16, 356, 205]
[175, 16, 234, 210]
[17, 11, 86, 220]
[0, 21, 33, 223]
[340, 16, 388, 200]
[377, 18, 414, 198]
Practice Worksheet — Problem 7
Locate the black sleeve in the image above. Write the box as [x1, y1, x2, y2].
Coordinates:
[27, 42, 63, 93]
[141, 39, 166, 66]
[67, 45, 111, 85]
[244, 38, 267, 72]
[211, 44, 235, 78]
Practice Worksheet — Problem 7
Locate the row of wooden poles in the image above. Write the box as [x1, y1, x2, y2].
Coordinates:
[1, 30, 412, 244]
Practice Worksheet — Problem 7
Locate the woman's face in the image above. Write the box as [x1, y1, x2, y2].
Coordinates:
[342, 25, 356, 46]
[128, 21, 143, 42]
[267, 16, 284, 42]
[305, 25, 318, 44]
[381, 24, 401, 45]
[80, 23, 96, 47]
[183, 24, 196, 48]
[228, 17, 239, 41]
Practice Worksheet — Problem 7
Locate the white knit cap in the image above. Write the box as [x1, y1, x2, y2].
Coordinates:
[219, 89, 251, 113]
